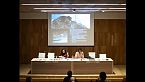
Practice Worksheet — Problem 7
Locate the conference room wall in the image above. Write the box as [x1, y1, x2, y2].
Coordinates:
[20, 12, 125, 19]
[19, 19, 126, 65]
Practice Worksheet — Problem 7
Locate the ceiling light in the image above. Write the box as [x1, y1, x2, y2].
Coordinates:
[40, 9, 124, 13]
[103, 10, 126, 11]
[34, 8, 126, 10]
[41, 10, 71, 12]
[21, 4, 126, 6]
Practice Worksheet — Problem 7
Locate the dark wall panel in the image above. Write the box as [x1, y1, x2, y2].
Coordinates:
[20, 19, 126, 64]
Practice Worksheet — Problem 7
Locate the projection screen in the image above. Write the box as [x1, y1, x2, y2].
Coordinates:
[48, 13, 94, 46]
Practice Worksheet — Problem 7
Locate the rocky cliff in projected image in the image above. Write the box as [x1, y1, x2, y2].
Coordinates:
[51, 16, 89, 44]
[51, 16, 87, 29]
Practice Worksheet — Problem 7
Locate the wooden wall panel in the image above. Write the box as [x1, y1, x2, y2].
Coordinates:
[20, 19, 126, 65]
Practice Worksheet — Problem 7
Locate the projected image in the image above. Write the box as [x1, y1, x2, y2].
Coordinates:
[51, 14, 90, 29]
[71, 29, 88, 43]
[52, 30, 68, 43]
[48, 13, 94, 46]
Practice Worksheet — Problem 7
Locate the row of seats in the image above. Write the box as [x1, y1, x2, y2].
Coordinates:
[23, 77, 125, 82]
[38, 52, 107, 59]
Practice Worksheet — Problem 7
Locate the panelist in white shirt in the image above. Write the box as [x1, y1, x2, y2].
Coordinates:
[75, 48, 84, 58]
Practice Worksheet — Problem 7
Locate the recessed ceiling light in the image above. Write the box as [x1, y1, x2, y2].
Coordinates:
[21, 4, 126, 6]
[34, 8, 126, 10]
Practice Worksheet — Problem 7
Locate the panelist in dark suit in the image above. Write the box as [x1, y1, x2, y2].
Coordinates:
[60, 49, 69, 58]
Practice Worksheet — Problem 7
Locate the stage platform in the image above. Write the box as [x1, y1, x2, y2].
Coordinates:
[20, 64, 126, 82]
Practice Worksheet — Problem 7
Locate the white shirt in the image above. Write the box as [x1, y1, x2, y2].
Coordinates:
[75, 52, 84, 58]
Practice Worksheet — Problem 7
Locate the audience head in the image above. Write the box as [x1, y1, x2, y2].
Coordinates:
[99, 72, 107, 80]
[67, 71, 72, 77]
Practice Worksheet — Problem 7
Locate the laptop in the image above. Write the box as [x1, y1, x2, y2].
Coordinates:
[38, 52, 45, 58]
[99, 54, 106, 59]
[48, 53, 55, 60]
[88, 52, 96, 59]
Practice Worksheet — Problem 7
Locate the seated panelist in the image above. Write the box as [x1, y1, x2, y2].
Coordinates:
[60, 49, 69, 58]
[75, 48, 84, 58]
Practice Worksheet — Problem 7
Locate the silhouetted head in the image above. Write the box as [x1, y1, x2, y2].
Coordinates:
[99, 72, 107, 80]
[67, 71, 72, 77]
